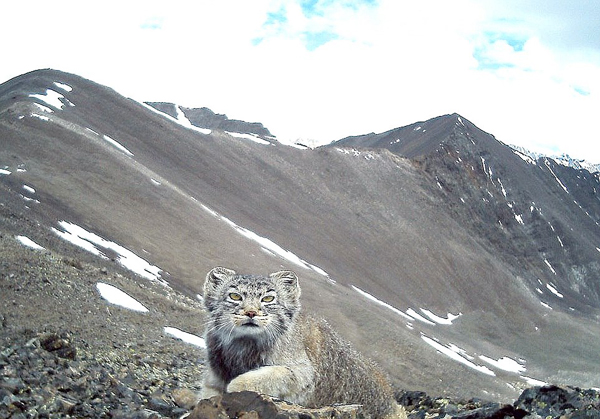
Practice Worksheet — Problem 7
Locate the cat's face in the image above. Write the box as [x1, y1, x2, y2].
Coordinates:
[203, 267, 301, 340]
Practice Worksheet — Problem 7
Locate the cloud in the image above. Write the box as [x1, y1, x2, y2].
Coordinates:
[477, 0, 600, 52]
[1, 0, 599, 161]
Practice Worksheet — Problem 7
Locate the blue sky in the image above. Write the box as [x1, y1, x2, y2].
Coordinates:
[2, 0, 599, 161]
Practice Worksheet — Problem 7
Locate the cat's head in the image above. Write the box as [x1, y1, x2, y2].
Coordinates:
[203, 267, 301, 339]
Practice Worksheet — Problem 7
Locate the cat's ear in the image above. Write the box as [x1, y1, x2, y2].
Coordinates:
[269, 270, 298, 285]
[270, 270, 299, 288]
[270, 270, 301, 306]
[204, 267, 236, 299]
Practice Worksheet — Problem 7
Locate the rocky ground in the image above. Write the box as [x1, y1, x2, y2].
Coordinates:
[2, 328, 599, 419]
[1, 202, 599, 418]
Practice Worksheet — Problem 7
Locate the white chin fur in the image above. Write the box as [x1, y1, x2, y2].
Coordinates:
[233, 324, 265, 337]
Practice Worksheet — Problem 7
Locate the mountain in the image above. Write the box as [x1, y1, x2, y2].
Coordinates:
[332, 114, 600, 308]
[510, 144, 600, 174]
[2, 69, 600, 407]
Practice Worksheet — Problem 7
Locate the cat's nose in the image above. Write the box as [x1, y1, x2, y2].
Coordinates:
[245, 310, 257, 318]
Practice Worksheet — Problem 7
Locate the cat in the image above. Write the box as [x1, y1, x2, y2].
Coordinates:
[199, 266, 406, 419]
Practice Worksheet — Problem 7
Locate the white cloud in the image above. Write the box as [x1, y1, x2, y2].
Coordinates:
[2, 0, 599, 161]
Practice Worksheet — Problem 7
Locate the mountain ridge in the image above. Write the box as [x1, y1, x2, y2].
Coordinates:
[2, 68, 600, 404]
[145, 101, 275, 140]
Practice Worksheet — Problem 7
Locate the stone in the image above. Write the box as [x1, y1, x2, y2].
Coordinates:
[173, 388, 199, 409]
[188, 391, 365, 419]
[39, 333, 76, 360]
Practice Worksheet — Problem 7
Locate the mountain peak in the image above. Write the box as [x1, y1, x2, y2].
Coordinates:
[329, 113, 492, 159]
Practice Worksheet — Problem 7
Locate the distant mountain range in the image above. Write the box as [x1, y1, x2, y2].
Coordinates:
[144, 102, 600, 175]
[2, 69, 600, 404]
[509, 144, 600, 174]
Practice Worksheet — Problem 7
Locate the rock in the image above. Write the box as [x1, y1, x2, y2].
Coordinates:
[39, 332, 76, 360]
[148, 397, 174, 416]
[395, 390, 433, 410]
[0, 377, 26, 394]
[451, 403, 527, 419]
[173, 388, 199, 409]
[514, 385, 600, 418]
[188, 392, 365, 419]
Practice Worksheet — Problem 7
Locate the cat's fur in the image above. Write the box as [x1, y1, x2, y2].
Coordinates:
[199, 267, 406, 419]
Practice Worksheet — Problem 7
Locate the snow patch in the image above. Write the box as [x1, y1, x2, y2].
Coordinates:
[21, 195, 40, 204]
[164, 327, 206, 348]
[29, 89, 66, 110]
[200, 205, 332, 282]
[497, 178, 507, 197]
[336, 148, 376, 160]
[406, 308, 436, 325]
[34, 103, 53, 113]
[544, 159, 569, 193]
[0, 168, 11, 175]
[351, 285, 413, 320]
[23, 185, 36, 194]
[420, 308, 462, 325]
[546, 283, 564, 298]
[102, 135, 134, 156]
[479, 355, 526, 373]
[521, 376, 547, 386]
[31, 114, 49, 121]
[53, 81, 73, 92]
[53, 221, 166, 285]
[141, 102, 212, 135]
[227, 131, 271, 145]
[512, 149, 537, 165]
[448, 343, 474, 360]
[174, 106, 212, 134]
[16, 235, 45, 251]
[421, 335, 495, 376]
[96, 282, 149, 313]
[544, 258, 557, 275]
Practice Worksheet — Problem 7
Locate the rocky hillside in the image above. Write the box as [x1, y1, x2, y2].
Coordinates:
[332, 114, 600, 310]
[2, 69, 600, 406]
[1, 228, 598, 418]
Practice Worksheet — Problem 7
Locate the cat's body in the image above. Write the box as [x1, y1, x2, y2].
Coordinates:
[200, 267, 406, 419]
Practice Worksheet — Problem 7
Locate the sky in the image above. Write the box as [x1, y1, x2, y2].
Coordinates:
[2, 0, 599, 161]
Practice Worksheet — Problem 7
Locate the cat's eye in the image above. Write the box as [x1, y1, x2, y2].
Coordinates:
[261, 295, 275, 303]
[229, 292, 242, 301]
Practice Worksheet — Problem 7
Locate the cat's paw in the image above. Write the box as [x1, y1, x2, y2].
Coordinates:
[226, 366, 289, 395]
[227, 370, 265, 393]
